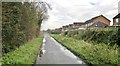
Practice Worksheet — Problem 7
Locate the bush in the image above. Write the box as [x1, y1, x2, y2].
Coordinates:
[64, 30, 78, 37]
[1, 35, 43, 65]
[81, 28, 118, 46]
[63, 31, 68, 36]
[2, 2, 48, 54]
[62, 28, 119, 46]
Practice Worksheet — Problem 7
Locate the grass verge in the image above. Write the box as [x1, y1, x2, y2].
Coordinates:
[51, 34, 119, 66]
[0, 34, 43, 65]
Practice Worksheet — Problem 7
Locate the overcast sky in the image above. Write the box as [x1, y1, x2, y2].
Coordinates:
[41, 0, 120, 30]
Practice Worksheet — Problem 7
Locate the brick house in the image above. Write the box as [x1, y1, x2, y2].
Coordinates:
[85, 15, 110, 28]
[58, 28, 62, 31]
[113, 13, 120, 26]
[53, 15, 111, 32]
[51, 28, 60, 34]
[62, 25, 69, 31]
[68, 24, 74, 30]
[80, 22, 87, 28]
[73, 22, 85, 29]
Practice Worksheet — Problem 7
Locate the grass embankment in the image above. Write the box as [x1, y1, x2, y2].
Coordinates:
[0, 35, 43, 65]
[51, 34, 119, 66]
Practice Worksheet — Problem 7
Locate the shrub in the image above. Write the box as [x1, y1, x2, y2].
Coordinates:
[81, 28, 118, 46]
[62, 28, 119, 46]
[1, 35, 43, 65]
[65, 30, 78, 37]
[63, 31, 68, 36]
[2, 2, 48, 54]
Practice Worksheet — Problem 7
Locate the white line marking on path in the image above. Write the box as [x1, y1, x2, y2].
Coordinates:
[42, 50, 46, 54]
[41, 43, 46, 54]
[43, 38, 46, 43]
[42, 37, 46, 54]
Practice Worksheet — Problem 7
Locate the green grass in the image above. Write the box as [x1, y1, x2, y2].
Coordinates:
[0, 35, 43, 65]
[51, 34, 119, 65]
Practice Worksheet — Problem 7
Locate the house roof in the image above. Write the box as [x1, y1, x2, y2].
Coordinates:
[113, 13, 120, 19]
[69, 24, 73, 26]
[85, 15, 111, 23]
[73, 22, 85, 25]
[66, 25, 69, 27]
[73, 22, 84, 24]
[62, 25, 69, 28]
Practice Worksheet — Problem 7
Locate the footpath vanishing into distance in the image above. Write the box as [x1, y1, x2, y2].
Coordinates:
[35, 33, 88, 65]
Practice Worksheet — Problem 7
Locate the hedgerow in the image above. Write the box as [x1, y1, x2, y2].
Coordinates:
[2, 2, 49, 54]
[1, 35, 43, 65]
[63, 28, 119, 46]
[52, 34, 119, 65]
[52, 28, 119, 65]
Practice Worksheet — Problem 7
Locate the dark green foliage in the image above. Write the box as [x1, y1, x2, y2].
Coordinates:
[2, 2, 48, 54]
[2, 2, 24, 53]
[63, 31, 68, 35]
[63, 28, 119, 46]
[81, 28, 118, 46]
[66, 30, 79, 37]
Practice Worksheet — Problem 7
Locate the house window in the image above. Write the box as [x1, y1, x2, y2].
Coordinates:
[116, 19, 119, 23]
[95, 22, 106, 27]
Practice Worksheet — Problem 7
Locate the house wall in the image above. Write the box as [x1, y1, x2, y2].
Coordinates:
[73, 24, 81, 29]
[113, 19, 117, 25]
[79, 23, 87, 28]
[118, 18, 120, 25]
[93, 16, 110, 26]
[85, 16, 110, 28]
[113, 18, 120, 25]
[68, 25, 73, 30]
[62, 26, 69, 31]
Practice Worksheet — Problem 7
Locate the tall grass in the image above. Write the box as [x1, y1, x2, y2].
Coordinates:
[52, 34, 119, 65]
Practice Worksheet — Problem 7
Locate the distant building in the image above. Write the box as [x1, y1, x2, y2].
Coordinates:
[73, 22, 85, 29]
[51, 28, 62, 34]
[85, 15, 110, 28]
[68, 24, 74, 30]
[113, 13, 120, 26]
[62, 25, 69, 31]
[53, 15, 111, 32]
